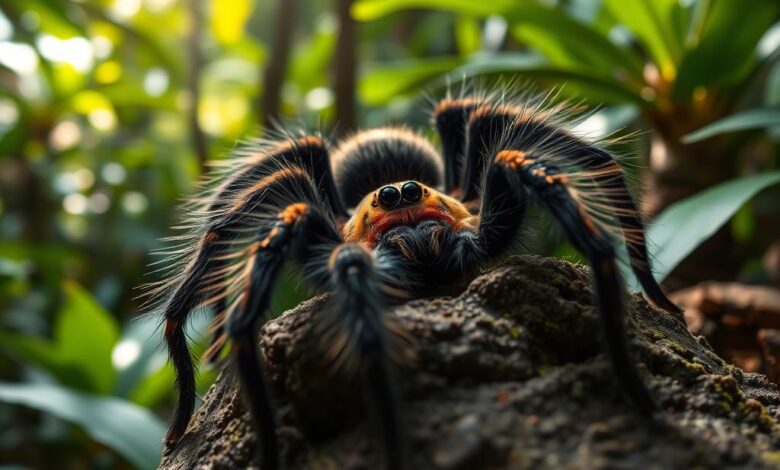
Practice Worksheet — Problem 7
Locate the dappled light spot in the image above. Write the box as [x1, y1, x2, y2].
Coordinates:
[63, 194, 88, 215]
[37, 35, 94, 73]
[101, 163, 127, 186]
[122, 192, 149, 215]
[96, 61, 122, 85]
[112, 339, 142, 370]
[0, 98, 19, 132]
[49, 120, 82, 151]
[0, 41, 38, 75]
[305, 87, 334, 111]
[143, 68, 169, 97]
[88, 109, 117, 131]
[109, 0, 142, 21]
[89, 193, 111, 214]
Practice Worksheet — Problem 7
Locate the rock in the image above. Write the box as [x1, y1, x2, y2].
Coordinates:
[159, 255, 780, 469]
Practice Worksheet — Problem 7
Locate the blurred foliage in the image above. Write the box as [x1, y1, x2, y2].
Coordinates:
[0, 0, 778, 468]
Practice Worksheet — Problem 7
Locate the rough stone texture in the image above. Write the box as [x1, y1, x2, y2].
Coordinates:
[159, 256, 780, 469]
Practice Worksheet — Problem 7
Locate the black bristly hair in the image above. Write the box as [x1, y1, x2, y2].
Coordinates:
[146, 83, 682, 470]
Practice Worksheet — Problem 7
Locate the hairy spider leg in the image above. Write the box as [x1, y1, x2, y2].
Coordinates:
[161, 163, 329, 445]
[227, 201, 335, 470]
[323, 244, 407, 470]
[226, 212, 407, 468]
[493, 149, 657, 415]
[432, 98, 481, 194]
[211, 165, 342, 469]
[433, 98, 681, 319]
[199, 135, 347, 364]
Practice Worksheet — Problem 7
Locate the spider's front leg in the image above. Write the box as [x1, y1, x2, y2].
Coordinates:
[157, 135, 345, 447]
[487, 149, 657, 415]
[319, 243, 408, 470]
[227, 199, 341, 470]
[433, 97, 682, 320]
[231, 220, 407, 469]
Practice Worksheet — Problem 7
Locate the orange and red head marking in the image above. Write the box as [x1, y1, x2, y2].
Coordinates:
[342, 180, 472, 245]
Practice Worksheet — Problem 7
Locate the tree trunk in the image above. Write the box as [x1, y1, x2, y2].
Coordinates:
[160, 256, 780, 469]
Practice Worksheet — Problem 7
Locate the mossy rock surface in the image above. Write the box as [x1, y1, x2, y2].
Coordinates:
[159, 255, 780, 469]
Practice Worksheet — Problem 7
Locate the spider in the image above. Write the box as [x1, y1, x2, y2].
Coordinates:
[150, 86, 682, 469]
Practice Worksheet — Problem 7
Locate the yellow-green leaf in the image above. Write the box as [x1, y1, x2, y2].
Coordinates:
[210, 0, 253, 45]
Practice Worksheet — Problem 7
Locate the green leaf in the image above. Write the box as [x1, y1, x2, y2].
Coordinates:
[0, 382, 164, 470]
[354, 0, 645, 83]
[57, 281, 119, 394]
[674, 0, 780, 97]
[0, 282, 119, 394]
[0, 332, 88, 389]
[648, 172, 780, 282]
[604, 0, 685, 80]
[455, 16, 481, 56]
[507, 4, 644, 81]
[359, 57, 463, 105]
[682, 108, 780, 143]
[351, 0, 517, 20]
[448, 53, 647, 106]
[360, 53, 647, 107]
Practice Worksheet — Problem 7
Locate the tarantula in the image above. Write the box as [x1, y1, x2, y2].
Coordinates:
[151, 86, 681, 469]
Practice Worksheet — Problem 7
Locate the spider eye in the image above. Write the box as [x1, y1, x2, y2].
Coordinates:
[378, 186, 402, 209]
[401, 181, 422, 203]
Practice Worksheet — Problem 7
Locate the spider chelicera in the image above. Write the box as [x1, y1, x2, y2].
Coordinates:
[149, 87, 682, 469]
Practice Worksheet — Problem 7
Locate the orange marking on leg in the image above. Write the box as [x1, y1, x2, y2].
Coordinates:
[259, 228, 280, 248]
[468, 103, 519, 124]
[204, 231, 219, 244]
[297, 135, 323, 148]
[278, 203, 309, 224]
[228, 167, 308, 213]
[495, 150, 529, 169]
[433, 97, 482, 115]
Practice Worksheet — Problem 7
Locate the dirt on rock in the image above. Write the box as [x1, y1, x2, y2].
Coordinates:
[159, 255, 780, 469]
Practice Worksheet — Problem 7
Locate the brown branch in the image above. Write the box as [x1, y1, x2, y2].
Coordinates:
[331, 0, 357, 136]
[187, 0, 208, 172]
[260, 0, 297, 129]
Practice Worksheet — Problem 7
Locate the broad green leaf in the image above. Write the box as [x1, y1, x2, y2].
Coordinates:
[359, 57, 463, 105]
[56, 281, 119, 394]
[129, 362, 175, 408]
[0, 382, 164, 470]
[674, 0, 780, 97]
[447, 53, 647, 106]
[359, 53, 644, 112]
[289, 17, 338, 91]
[455, 16, 481, 56]
[354, 0, 645, 83]
[0, 282, 118, 393]
[648, 172, 780, 282]
[0, 332, 92, 390]
[507, 4, 644, 81]
[682, 108, 780, 143]
[351, 0, 517, 20]
[604, 0, 685, 80]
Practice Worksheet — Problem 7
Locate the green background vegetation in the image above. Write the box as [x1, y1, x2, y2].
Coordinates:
[0, 0, 778, 468]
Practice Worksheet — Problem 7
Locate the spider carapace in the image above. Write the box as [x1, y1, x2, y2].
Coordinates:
[149, 87, 682, 469]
